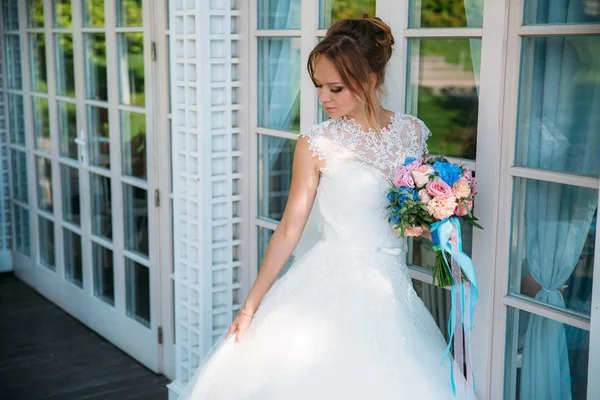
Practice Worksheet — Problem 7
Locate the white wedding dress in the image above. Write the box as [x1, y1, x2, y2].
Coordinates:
[179, 113, 471, 400]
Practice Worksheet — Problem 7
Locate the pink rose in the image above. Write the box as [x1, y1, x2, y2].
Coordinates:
[403, 225, 424, 237]
[426, 179, 453, 198]
[455, 199, 474, 217]
[427, 196, 458, 220]
[418, 188, 431, 202]
[411, 165, 434, 187]
[393, 159, 422, 188]
[452, 177, 471, 199]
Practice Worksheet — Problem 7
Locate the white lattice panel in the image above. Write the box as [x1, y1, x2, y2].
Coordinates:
[0, 14, 12, 263]
[170, 0, 242, 385]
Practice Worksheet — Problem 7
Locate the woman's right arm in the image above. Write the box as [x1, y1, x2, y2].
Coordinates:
[227, 136, 323, 342]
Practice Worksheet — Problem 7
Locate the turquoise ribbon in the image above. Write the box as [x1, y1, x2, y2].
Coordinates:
[431, 217, 478, 398]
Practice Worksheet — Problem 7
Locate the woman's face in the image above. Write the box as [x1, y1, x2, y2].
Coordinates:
[313, 56, 364, 119]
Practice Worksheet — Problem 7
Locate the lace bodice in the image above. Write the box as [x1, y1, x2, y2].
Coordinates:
[298, 113, 431, 249]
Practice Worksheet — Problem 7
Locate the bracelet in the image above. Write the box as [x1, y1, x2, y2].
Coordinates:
[239, 310, 254, 319]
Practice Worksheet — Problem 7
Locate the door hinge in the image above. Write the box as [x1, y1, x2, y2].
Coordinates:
[158, 327, 163, 344]
[154, 189, 160, 207]
[151, 42, 157, 61]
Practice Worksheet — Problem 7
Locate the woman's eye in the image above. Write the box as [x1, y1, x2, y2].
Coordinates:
[331, 87, 343, 93]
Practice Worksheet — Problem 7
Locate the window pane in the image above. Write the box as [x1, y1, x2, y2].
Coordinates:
[411, 279, 450, 340]
[5, 35, 22, 89]
[258, 226, 292, 278]
[8, 94, 25, 145]
[36, 156, 53, 213]
[258, 0, 301, 29]
[88, 105, 110, 169]
[3, 0, 19, 30]
[257, 37, 301, 132]
[64, 229, 82, 287]
[117, 0, 142, 27]
[90, 173, 112, 240]
[118, 33, 145, 106]
[61, 165, 80, 226]
[406, 38, 480, 159]
[83, 0, 104, 27]
[32, 97, 50, 152]
[123, 184, 148, 256]
[55, 34, 75, 97]
[257, 135, 295, 221]
[515, 36, 600, 177]
[58, 101, 77, 159]
[84, 34, 108, 101]
[408, 0, 484, 28]
[319, 0, 376, 29]
[13, 205, 31, 255]
[509, 178, 596, 316]
[126, 258, 150, 326]
[30, 33, 47, 92]
[504, 307, 589, 399]
[54, 0, 72, 28]
[39, 217, 55, 269]
[11, 149, 28, 203]
[121, 111, 146, 179]
[93, 243, 114, 305]
[28, 0, 44, 27]
[524, 0, 600, 24]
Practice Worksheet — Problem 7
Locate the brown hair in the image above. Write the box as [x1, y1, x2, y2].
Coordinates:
[307, 14, 395, 132]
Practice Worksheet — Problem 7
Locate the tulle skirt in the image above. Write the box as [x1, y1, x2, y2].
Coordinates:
[178, 242, 469, 399]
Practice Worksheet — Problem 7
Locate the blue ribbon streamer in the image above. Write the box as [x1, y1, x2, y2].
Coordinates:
[430, 217, 478, 398]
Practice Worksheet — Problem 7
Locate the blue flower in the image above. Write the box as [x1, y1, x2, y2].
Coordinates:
[403, 157, 417, 166]
[397, 188, 420, 208]
[432, 161, 462, 186]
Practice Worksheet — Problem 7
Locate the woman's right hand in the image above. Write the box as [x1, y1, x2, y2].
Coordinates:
[225, 311, 253, 343]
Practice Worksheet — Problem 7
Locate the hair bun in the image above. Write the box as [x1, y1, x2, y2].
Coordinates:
[361, 14, 394, 48]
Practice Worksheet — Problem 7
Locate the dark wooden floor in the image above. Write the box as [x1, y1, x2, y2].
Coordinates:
[0, 273, 169, 400]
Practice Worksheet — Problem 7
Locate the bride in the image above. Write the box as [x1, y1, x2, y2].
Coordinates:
[180, 15, 473, 400]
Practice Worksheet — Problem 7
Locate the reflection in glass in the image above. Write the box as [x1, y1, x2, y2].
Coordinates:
[90, 174, 112, 240]
[121, 111, 146, 180]
[39, 217, 55, 269]
[509, 178, 596, 316]
[126, 258, 150, 326]
[88, 106, 110, 169]
[11, 150, 28, 203]
[8, 94, 25, 145]
[30, 33, 47, 92]
[406, 38, 480, 159]
[515, 35, 600, 177]
[61, 165, 80, 226]
[319, 0, 376, 29]
[28, 0, 44, 27]
[258, 226, 293, 277]
[55, 34, 75, 97]
[123, 184, 148, 256]
[36, 156, 53, 212]
[3, 0, 19, 30]
[504, 307, 589, 399]
[118, 33, 145, 107]
[524, 0, 600, 25]
[5, 35, 22, 89]
[257, 37, 301, 132]
[53, 0, 72, 28]
[408, 0, 483, 28]
[93, 243, 114, 305]
[33, 97, 50, 152]
[258, 0, 301, 29]
[257, 135, 295, 221]
[14, 205, 31, 255]
[412, 279, 450, 340]
[117, 0, 143, 27]
[85, 34, 107, 101]
[64, 229, 82, 287]
[58, 101, 77, 159]
[83, 0, 104, 27]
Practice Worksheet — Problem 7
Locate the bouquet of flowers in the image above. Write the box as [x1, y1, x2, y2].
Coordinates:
[387, 155, 482, 287]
